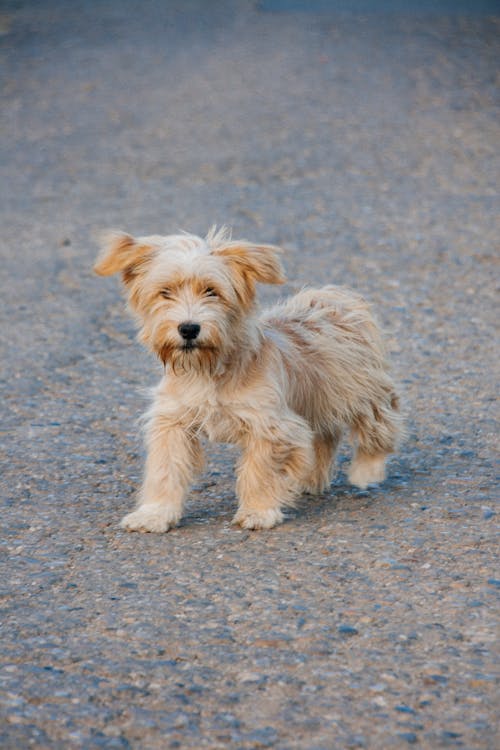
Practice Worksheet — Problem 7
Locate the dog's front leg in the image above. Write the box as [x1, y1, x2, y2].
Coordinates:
[233, 417, 314, 530]
[121, 418, 203, 533]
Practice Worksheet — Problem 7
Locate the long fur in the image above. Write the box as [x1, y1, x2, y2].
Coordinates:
[94, 228, 403, 531]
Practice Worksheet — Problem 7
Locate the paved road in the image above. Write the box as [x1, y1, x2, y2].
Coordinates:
[1, 1, 498, 748]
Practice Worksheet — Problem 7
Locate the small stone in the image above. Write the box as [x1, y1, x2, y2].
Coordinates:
[161, 711, 191, 729]
[398, 733, 418, 744]
[337, 625, 359, 636]
[425, 674, 448, 685]
[237, 671, 262, 683]
[242, 727, 278, 747]
[395, 705, 417, 714]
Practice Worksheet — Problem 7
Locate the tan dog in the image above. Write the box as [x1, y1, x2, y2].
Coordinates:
[94, 227, 402, 531]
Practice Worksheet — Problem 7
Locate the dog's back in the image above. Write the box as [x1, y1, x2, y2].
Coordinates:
[262, 285, 400, 444]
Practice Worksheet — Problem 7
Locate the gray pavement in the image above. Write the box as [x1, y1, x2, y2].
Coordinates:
[1, 1, 499, 748]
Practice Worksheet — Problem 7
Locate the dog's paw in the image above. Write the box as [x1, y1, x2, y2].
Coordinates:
[120, 505, 179, 533]
[232, 507, 284, 530]
[302, 474, 334, 495]
[348, 454, 386, 490]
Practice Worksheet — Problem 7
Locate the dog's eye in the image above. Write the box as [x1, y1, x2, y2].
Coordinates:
[204, 287, 218, 298]
[160, 288, 172, 299]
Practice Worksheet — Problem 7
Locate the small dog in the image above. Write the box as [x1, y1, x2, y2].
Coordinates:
[94, 227, 402, 531]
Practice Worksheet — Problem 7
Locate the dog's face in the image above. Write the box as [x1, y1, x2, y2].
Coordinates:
[94, 227, 285, 374]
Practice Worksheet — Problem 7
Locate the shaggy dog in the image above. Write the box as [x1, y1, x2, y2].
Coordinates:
[94, 227, 402, 531]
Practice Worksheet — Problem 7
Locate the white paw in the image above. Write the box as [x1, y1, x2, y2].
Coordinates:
[348, 455, 386, 490]
[232, 507, 284, 530]
[120, 505, 179, 533]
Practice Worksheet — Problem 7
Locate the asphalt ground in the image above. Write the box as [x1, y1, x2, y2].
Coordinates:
[1, 1, 499, 748]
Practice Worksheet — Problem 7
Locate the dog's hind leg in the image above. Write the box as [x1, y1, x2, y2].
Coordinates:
[347, 394, 401, 490]
[302, 427, 342, 494]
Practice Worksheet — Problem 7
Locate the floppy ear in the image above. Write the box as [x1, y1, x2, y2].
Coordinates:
[215, 241, 285, 289]
[93, 231, 155, 282]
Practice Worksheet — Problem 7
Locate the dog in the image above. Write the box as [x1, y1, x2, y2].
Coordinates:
[94, 226, 402, 531]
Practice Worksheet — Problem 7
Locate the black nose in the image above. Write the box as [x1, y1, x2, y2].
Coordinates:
[178, 322, 201, 341]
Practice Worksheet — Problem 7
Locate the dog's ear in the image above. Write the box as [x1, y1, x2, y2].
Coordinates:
[215, 242, 285, 304]
[216, 243, 285, 285]
[93, 231, 156, 283]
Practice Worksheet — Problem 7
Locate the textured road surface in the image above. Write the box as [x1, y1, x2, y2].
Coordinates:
[1, 1, 499, 748]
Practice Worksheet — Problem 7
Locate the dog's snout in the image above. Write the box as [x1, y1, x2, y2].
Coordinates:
[178, 322, 201, 341]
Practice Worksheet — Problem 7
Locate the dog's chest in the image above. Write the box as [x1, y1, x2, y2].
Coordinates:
[167, 379, 257, 444]
[198, 400, 246, 443]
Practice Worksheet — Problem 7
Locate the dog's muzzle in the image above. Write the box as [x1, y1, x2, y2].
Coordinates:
[178, 322, 201, 342]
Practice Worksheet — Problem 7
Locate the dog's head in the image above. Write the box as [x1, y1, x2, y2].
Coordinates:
[94, 226, 285, 375]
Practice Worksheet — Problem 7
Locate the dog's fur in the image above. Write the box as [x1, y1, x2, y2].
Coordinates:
[94, 227, 402, 531]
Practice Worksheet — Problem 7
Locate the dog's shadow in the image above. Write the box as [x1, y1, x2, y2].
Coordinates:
[290, 452, 415, 525]
[180, 451, 416, 531]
